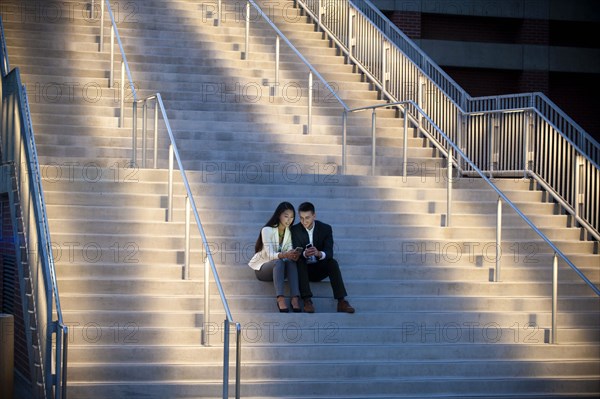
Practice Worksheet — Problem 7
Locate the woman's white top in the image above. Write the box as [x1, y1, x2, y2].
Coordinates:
[248, 226, 293, 270]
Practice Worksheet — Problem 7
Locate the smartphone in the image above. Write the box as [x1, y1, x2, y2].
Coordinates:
[294, 247, 303, 253]
[305, 243, 313, 249]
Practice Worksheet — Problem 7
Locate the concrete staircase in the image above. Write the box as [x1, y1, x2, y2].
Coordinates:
[2, 0, 599, 397]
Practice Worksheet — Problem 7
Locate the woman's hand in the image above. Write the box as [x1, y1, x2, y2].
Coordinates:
[282, 250, 300, 261]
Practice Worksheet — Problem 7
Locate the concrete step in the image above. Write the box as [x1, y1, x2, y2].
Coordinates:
[64, 378, 600, 399]
[66, 359, 600, 382]
[55, 276, 597, 297]
[56, 292, 600, 313]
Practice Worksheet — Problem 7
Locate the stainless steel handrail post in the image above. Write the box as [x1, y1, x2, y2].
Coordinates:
[552, 253, 558, 344]
[217, 0, 222, 26]
[446, 150, 452, 227]
[99, 0, 104, 51]
[167, 144, 174, 222]
[342, 110, 347, 174]
[120, 61, 125, 127]
[131, 100, 137, 166]
[523, 111, 530, 177]
[274, 36, 280, 95]
[109, 25, 114, 87]
[574, 154, 581, 220]
[402, 106, 408, 179]
[184, 195, 191, 280]
[91, 0, 95, 19]
[317, 0, 322, 28]
[62, 326, 68, 399]
[203, 256, 210, 345]
[235, 323, 242, 399]
[245, 2, 250, 59]
[371, 108, 376, 175]
[381, 40, 388, 99]
[456, 112, 463, 172]
[54, 324, 63, 399]
[496, 197, 502, 282]
[223, 321, 230, 398]
[307, 71, 313, 134]
[142, 100, 147, 168]
[154, 100, 159, 168]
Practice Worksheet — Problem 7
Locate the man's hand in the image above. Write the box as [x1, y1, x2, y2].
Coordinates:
[304, 246, 320, 258]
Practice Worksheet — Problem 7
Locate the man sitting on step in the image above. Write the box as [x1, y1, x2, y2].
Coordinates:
[291, 202, 355, 314]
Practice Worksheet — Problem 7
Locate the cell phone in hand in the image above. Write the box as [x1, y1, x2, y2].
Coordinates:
[294, 247, 303, 253]
[305, 243, 317, 264]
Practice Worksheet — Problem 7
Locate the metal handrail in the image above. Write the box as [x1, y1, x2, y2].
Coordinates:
[342, 0, 600, 163]
[0, 17, 68, 397]
[22, 85, 69, 399]
[96, 2, 240, 397]
[458, 106, 600, 242]
[402, 100, 600, 343]
[295, 0, 600, 239]
[222, 0, 350, 136]
[139, 93, 242, 397]
[97, 0, 137, 128]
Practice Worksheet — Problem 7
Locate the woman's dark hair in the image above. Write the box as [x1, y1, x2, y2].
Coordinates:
[254, 202, 296, 253]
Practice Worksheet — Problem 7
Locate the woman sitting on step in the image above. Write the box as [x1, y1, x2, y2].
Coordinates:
[248, 201, 302, 312]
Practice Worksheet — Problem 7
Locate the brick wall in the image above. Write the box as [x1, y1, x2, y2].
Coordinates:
[519, 70, 550, 95]
[421, 13, 520, 43]
[550, 72, 600, 141]
[443, 67, 521, 97]
[519, 19, 550, 45]
[386, 11, 421, 39]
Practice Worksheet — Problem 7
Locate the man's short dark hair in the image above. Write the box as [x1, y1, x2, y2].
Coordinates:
[298, 202, 315, 213]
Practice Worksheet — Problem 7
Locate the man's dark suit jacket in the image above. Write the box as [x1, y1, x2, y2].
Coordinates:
[291, 220, 335, 260]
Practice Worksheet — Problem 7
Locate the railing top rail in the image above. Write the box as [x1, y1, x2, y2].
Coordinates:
[247, 0, 350, 111]
[21, 84, 65, 327]
[401, 99, 600, 296]
[104, 0, 137, 101]
[348, 101, 404, 113]
[532, 92, 600, 148]
[154, 93, 235, 323]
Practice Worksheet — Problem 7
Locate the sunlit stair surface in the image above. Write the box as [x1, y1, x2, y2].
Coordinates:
[1, 0, 599, 397]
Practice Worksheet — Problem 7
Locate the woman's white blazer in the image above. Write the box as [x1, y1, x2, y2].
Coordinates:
[248, 226, 293, 270]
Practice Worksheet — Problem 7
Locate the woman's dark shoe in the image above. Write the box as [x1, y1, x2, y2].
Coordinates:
[277, 296, 289, 313]
[291, 296, 301, 313]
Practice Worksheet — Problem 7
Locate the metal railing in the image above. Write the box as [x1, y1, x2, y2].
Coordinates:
[213, 0, 599, 342]
[214, 0, 350, 136]
[400, 100, 600, 343]
[294, 0, 600, 240]
[95, 1, 241, 397]
[1, 16, 68, 399]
